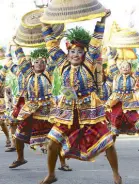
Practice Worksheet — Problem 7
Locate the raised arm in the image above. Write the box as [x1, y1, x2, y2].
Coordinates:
[0, 44, 13, 84]
[14, 45, 32, 79]
[42, 24, 67, 70]
[95, 47, 119, 100]
[86, 10, 111, 64]
[105, 47, 119, 88]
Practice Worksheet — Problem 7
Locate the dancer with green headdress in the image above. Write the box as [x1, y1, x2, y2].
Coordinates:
[40, 9, 122, 184]
[8, 44, 71, 171]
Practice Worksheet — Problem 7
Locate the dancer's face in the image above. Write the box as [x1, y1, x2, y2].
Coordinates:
[120, 62, 131, 75]
[34, 58, 46, 73]
[68, 47, 85, 66]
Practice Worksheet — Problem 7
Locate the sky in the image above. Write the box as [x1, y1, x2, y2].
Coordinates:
[0, 0, 139, 50]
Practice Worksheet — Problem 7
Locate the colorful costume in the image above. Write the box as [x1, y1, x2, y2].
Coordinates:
[13, 48, 54, 146]
[105, 68, 139, 135]
[43, 22, 114, 161]
[0, 54, 13, 123]
[105, 22, 139, 135]
[0, 85, 6, 123]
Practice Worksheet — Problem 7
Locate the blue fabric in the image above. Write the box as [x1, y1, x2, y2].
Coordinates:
[42, 28, 53, 36]
[63, 67, 71, 86]
[38, 76, 45, 99]
[118, 75, 123, 90]
[51, 50, 65, 61]
[77, 69, 85, 92]
[94, 25, 104, 33]
[15, 48, 24, 56]
[21, 63, 32, 74]
[126, 76, 132, 91]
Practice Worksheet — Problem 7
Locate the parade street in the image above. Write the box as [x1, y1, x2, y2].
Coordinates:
[0, 133, 139, 184]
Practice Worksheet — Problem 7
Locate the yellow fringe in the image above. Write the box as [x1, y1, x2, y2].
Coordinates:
[108, 44, 139, 48]
[88, 132, 113, 152]
[34, 74, 39, 98]
[14, 39, 45, 48]
[56, 123, 61, 126]
[54, 116, 106, 126]
[68, 125, 71, 129]
[32, 116, 49, 120]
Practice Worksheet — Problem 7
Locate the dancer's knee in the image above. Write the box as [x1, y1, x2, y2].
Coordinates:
[48, 140, 60, 152]
[106, 144, 115, 153]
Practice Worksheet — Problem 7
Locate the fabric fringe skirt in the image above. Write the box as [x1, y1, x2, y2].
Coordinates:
[106, 102, 139, 135]
[15, 115, 52, 146]
[48, 109, 113, 161]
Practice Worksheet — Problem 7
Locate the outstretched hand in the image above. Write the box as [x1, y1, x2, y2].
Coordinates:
[105, 9, 111, 18]
[12, 36, 20, 46]
[101, 9, 111, 23]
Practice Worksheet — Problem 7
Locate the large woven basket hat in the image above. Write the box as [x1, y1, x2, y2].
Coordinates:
[40, 0, 106, 24]
[14, 8, 64, 47]
[0, 46, 5, 60]
[108, 26, 139, 48]
[116, 48, 137, 60]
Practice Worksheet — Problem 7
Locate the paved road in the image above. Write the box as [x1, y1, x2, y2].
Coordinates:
[0, 133, 139, 184]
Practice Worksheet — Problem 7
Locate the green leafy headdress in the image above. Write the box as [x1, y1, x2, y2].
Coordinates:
[30, 48, 49, 61]
[65, 27, 91, 51]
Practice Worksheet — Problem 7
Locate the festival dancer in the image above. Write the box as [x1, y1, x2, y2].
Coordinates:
[0, 83, 11, 148]
[105, 60, 139, 142]
[9, 45, 71, 171]
[40, 10, 122, 184]
[4, 85, 16, 152]
[103, 23, 139, 141]
[0, 45, 12, 148]
[3, 43, 26, 152]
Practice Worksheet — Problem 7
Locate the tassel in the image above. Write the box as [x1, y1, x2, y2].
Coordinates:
[68, 125, 71, 129]
[123, 110, 127, 113]
[56, 123, 61, 127]
[91, 159, 95, 162]
[80, 125, 84, 128]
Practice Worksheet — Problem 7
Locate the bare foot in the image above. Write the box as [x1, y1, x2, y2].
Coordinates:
[40, 176, 57, 184]
[113, 174, 122, 184]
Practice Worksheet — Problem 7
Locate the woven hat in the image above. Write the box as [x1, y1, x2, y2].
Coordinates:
[116, 48, 137, 60]
[0, 46, 5, 60]
[108, 26, 139, 48]
[14, 9, 64, 47]
[40, 0, 106, 24]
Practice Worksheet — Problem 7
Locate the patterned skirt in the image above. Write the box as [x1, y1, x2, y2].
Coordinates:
[15, 115, 52, 146]
[48, 110, 113, 161]
[106, 102, 139, 135]
[12, 97, 25, 118]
